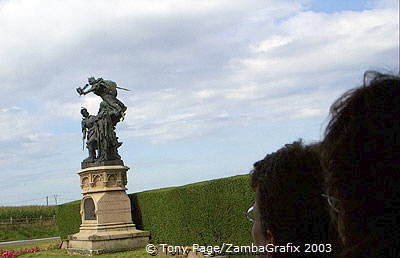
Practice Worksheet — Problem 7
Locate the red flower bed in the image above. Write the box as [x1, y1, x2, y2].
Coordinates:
[1, 245, 48, 257]
[2, 250, 18, 258]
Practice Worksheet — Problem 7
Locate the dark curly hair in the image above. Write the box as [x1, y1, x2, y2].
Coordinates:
[251, 141, 337, 257]
[321, 71, 400, 257]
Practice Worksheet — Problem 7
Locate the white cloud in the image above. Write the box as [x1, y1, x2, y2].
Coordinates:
[117, 78, 345, 143]
[235, 8, 398, 79]
[224, 84, 261, 100]
[0, 107, 39, 141]
[253, 35, 293, 53]
[293, 108, 324, 118]
[0, 0, 303, 96]
[49, 95, 102, 120]
[195, 89, 217, 99]
[115, 4, 398, 143]
[121, 89, 233, 143]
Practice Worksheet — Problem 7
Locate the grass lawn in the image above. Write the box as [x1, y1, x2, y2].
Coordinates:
[0, 221, 58, 242]
[21, 249, 152, 257]
[0, 240, 153, 257]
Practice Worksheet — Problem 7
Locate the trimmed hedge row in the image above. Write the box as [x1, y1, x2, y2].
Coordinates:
[56, 200, 81, 239]
[57, 175, 255, 246]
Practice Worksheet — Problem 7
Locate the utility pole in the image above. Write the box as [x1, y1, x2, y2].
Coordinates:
[53, 194, 58, 205]
[46, 196, 48, 206]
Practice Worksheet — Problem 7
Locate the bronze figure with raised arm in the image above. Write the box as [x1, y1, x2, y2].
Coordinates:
[77, 77, 129, 122]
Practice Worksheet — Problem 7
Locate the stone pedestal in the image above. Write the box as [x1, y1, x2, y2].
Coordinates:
[65, 165, 150, 255]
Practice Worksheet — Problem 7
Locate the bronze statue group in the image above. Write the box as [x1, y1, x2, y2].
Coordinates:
[77, 77, 128, 168]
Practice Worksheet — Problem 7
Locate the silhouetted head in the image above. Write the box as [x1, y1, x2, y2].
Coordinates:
[321, 71, 400, 256]
[250, 140, 336, 257]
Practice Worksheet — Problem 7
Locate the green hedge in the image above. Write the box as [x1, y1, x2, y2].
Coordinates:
[56, 200, 81, 239]
[57, 175, 255, 246]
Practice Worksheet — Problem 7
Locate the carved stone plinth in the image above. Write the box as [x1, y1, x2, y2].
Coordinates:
[65, 165, 150, 255]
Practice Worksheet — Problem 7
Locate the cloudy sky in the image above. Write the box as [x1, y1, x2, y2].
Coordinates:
[0, 0, 398, 206]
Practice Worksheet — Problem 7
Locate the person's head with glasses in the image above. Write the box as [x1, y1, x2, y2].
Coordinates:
[321, 71, 400, 257]
[249, 140, 337, 257]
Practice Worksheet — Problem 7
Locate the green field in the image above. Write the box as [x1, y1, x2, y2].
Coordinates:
[0, 206, 56, 220]
[0, 221, 59, 242]
[0, 206, 58, 242]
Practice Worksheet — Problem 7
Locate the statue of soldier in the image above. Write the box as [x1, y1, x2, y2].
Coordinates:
[81, 107, 98, 163]
[77, 77, 128, 121]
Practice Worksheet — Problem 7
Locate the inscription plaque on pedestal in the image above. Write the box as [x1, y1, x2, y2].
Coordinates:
[84, 198, 96, 220]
